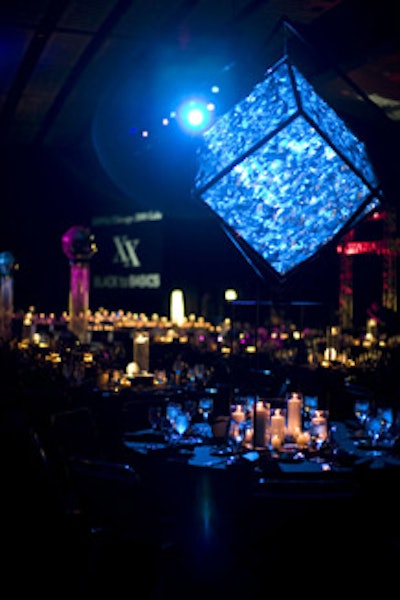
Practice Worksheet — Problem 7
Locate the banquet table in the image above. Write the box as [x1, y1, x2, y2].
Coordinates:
[123, 421, 397, 520]
[119, 417, 400, 593]
[122, 419, 400, 476]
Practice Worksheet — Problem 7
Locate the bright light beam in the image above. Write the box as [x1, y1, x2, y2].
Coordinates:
[176, 98, 214, 134]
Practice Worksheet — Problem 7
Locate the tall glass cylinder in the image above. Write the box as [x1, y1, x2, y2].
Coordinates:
[133, 331, 150, 373]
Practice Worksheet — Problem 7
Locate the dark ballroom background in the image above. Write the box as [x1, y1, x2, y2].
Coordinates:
[2, 5, 400, 596]
[1, 0, 399, 329]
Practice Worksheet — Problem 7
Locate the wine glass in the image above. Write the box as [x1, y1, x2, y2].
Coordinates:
[303, 395, 318, 428]
[173, 410, 190, 440]
[166, 402, 182, 430]
[377, 406, 394, 442]
[198, 397, 214, 422]
[354, 399, 370, 429]
[184, 399, 198, 422]
[366, 414, 382, 447]
[148, 405, 163, 430]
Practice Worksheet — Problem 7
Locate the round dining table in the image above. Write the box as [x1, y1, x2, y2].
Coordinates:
[120, 416, 400, 596]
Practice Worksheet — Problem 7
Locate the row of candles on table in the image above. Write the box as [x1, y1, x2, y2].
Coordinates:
[230, 393, 329, 450]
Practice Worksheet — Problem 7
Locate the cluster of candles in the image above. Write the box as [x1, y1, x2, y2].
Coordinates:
[230, 392, 329, 450]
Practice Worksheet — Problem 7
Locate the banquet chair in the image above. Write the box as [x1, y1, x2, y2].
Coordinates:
[66, 455, 177, 593]
[121, 397, 156, 432]
[211, 414, 231, 443]
[49, 405, 104, 460]
[0, 414, 90, 593]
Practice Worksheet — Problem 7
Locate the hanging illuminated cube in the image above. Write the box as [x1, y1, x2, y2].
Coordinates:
[193, 57, 382, 277]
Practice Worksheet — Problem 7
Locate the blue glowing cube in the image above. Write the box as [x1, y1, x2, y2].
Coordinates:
[193, 57, 382, 276]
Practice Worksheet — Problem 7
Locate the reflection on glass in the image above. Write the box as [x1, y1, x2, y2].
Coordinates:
[367, 415, 382, 445]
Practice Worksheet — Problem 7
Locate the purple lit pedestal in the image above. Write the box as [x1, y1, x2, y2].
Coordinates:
[68, 262, 91, 343]
[62, 226, 97, 344]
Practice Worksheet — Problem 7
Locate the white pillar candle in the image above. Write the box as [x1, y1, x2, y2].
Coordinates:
[287, 392, 302, 437]
[254, 401, 270, 447]
[270, 408, 285, 443]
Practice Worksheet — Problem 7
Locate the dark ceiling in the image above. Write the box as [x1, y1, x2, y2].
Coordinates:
[1, 0, 399, 187]
[1, 0, 399, 317]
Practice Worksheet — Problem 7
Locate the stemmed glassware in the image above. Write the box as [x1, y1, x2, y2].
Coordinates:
[164, 401, 192, 442]
[174, 410, 190, 437]
[148, 405, 163, 430]
[166, 402, 182, 430]
[354, 399, 370, 430]
[198, 397, 214, 422]
[366, 414, 383, 447]
[371, 406, 395, 446]
[184, 399, 198, 422]
[377, 406, 394, 437]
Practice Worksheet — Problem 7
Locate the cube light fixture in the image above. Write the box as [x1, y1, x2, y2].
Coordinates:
[193, 56, 383, 277]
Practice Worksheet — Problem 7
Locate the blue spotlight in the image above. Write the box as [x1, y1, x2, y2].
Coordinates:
[176, 98, 214, 134]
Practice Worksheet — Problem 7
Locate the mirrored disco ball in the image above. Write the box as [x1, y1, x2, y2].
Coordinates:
[193, 57, 382, 276]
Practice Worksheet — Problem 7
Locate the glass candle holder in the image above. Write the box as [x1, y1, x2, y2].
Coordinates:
[309, 409, 329, 442]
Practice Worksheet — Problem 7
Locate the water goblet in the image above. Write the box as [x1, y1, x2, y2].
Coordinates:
[174, 410, 190, 437]
[148, 405, 163, 430]
[377, 406, 394, 441]
[166, 402, 182, 430]
[184, 399, 198, 422]
[198, 397, 214, 422]
[354, 399, 370, 429]
[303, 395, 318, 427]
[366, 414, 382, 447]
